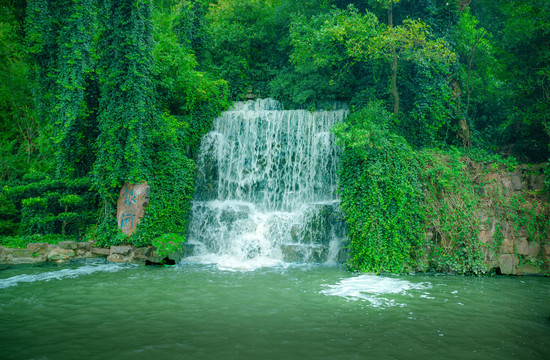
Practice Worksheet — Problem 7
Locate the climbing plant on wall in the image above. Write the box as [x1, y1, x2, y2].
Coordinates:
[333, 101, 424, 273]
[94, 0, 155, 195]
[26, 0, 97, 179]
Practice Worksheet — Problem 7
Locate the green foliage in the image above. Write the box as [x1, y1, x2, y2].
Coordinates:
[126, 151, 196, 248]
[333, 102, 424, 273]
[1, 0, 548, 275]
[469, 0, 550, 162]
[0, 234, 81, 249]
[203, 0, 332, 101]
[152, 233, 186, 258]
[1, 0, 231, 250]
[334, 101, 543, 274]
[0, 192, 19, 236]
[354, 18, 456, 63]
[0, 2, 50, 181]
[283, 4, 459, 146]
[59, 194, 83, 207]
[0, 236, 29, 249]
[151, 1, 229, 158]
[482, 167, 550, 254]
[400, 59, 460, 148]
[204, 0, 279, 99]
[26, 0, 98, 179]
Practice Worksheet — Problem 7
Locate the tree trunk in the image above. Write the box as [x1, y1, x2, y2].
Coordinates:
[391, 53, 399, 116]
[388, 4, 399, 116]
[62, 205, 68, 237]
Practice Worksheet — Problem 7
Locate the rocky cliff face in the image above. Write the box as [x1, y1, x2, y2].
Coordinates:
[425, 163, 549, 275]
[479, 164, 548, 275]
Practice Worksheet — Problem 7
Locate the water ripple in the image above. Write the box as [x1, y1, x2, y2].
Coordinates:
[0, 261, 129, 289]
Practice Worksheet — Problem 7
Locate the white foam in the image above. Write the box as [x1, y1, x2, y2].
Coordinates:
[183, 253, 283, 272]
[0, 262, 128, 289]
[321, 275, 431, 308]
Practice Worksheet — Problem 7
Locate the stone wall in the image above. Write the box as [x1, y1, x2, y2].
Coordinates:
[470, 163, 548, 275]
[442, 164, 550, 275]
[0, 241, 193, 266]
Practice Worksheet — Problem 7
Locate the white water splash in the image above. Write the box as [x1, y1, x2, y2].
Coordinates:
[187, 99, 348, 271]
[0, 261, 129, 289]
[321, 275, 432, 308]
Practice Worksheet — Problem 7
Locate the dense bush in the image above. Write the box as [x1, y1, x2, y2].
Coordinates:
[1, 176, 99, 239]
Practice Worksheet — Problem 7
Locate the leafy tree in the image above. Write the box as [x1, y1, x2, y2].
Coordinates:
[0, 3, 35, 180]
[359, 19, 456, 117]
[452, 8, 503, 149]
[91, 0, 229, 247]
[280, 5, 377, 107]
[470, 0, 550, 161]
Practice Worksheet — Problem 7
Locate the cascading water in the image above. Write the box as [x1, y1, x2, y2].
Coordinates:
[186, 98, 348, 270]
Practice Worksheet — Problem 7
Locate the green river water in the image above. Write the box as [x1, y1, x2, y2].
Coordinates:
[1, 260, 549, 360]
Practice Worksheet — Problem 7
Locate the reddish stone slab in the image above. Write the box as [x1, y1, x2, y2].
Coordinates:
[117, 182, 150, 236]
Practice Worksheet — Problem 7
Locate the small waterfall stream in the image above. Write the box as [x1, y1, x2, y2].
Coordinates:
[186, 99, 348, 270]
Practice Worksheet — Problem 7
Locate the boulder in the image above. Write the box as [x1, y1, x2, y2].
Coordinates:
[501, 177, 512, 189]
[110, 245, 133, 256]
[107, 246, 135, 263]
[481, 247, 499, 269]
[11, 255, 46, 264]
[11, 249, 34, 257]
[529, 174, 545, 190]
[510, 173, 524, 191]
[47, 248, 75, 262]
[77, 241, 94, 250]
[0, 247, 8, 263]
[116, 182, 150, 236]
[27, 243, 48, 252]
[6, 248, 46, 264]
[516, 238, 530, 256]
[527, 242, 540, 258]
[91, 247, 110, 256]
[499, 238, 515, 254]
[132, 247, 154, 264]
[478, 230, 491, 244]
[498, 254, 518, 275]
[518, 262, 542, 275]
[281, 244, 327, 263]
[58, 241, 78, 250]
[543, 245, 550, 271]
[336, 246, 349, 264]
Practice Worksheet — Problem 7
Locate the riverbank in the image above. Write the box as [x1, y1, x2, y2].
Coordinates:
[1, 238, 548, 275]
[0, 241, 193, 268]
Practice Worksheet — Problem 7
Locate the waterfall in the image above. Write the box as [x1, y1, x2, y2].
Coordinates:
[186, 99, 348, 270]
